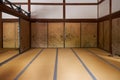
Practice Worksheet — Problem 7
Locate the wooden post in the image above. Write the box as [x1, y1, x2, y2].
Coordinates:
[109, 0, 113, 56]
[28, 0, 31, 13]
[0, 11, 3, 48]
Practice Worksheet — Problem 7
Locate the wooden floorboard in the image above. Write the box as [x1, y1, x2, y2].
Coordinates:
[73, 48, 120, 80]
[0, 49, 41, 80]
[0, 50, 18, 63]
[57, 49, 92, 80]
[18, 49, 56, 80]
[88, 48, 120, 70]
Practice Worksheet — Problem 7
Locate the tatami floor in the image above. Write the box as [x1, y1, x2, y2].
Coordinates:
[0, 48, 120, 80]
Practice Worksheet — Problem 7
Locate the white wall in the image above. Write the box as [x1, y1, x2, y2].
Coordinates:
[66, 5, 97, 19]
[99, 0, 109, 18]
[8, 0, 27, 2]
[31, 5, 63, 19]
[112, 0, 120, 13]
[2, 12, 18, 19]
[66, 0, 97, 3]
[31, 0, 62, 3]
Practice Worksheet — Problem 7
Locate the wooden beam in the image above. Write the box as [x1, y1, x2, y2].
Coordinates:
[0, 11, 2, 48]
[8, 3, 98, 5]
[0, 4, 29, 20]
[31, 19, 97, 22]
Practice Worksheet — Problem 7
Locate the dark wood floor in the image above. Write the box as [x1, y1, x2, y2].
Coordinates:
[0, 48, 120, 80]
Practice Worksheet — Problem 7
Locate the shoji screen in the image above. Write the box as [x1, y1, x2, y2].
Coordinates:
[19, 18, 30, 53]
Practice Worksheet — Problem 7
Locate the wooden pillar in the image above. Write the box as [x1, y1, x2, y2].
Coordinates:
[0, 12, 2, 48]
[28, 0, 31, 48]
[109, 0, 112, 55]
[28, 0, 31, 13]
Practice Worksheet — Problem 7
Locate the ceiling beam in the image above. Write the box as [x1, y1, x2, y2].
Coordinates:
[0, 4, 29, 20]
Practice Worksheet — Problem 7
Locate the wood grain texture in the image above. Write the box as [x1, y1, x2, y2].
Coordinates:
[58, 49, 92, 80]
[74, 48, 120, 80]
[3, 22, 18, 48]
[0, 49, 41, 80]
[31, 23, 47, 48]
[104, 20, 110, 51]
[112, 18, 120, 55]
[20, 19, 30, 53]
[65, 23, 80, 47]
[18, 49, 56, 80]
[48, 23, 64, 48]
[81, 23, 97, 47]
[98, 22, 104, 49]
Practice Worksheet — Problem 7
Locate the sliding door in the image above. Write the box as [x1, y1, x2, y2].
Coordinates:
[48, 23, 64, 48]
[65, 23, 80, 47]
[3, 22, 18, 48]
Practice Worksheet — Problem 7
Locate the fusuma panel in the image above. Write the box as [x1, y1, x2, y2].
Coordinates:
[20, 19, 30, 53]
[31, 23, 47, 48]
[98, 22, 104, 49]
[65, 23, 80, 47]
[3, 22, 18, 48]
[112, 18, 120, 55]
[48, 23, 64, 48]
[81, 23, 97, 47]
[103, 20, 110, 51]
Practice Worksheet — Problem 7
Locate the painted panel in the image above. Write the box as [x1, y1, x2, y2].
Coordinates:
[31, 5, 63, 19]
[20, 19, 30, 53]
[66, 6, 97, 19]
[48, 23, 64, 48]
[112, 18, 120, 55]
[104, 20, 110, 51]
[98, 22, 104, 49]
[3, 22, 18, 48]
[65, 23, 80, 47]
[81, 23, 97, 47]
[31, 23, 47, 48]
